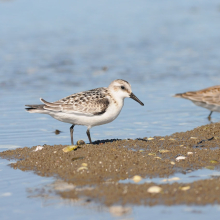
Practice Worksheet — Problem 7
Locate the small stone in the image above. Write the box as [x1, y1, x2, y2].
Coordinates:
[76, 140, 85, 145]
[54, 129, 61, 135]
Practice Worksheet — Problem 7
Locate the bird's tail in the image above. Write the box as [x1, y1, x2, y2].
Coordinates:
[173, 93, 183, 98]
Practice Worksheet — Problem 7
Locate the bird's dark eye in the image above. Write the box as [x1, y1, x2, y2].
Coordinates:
[121, 86, 125, 90]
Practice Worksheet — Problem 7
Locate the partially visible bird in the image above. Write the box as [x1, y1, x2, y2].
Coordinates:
[25, 79, 144, 144]
[174, 85, 220, 120]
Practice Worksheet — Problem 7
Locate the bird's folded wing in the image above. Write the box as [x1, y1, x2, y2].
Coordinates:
[182, 87, 220, 105]
[40, 97, 110, 116]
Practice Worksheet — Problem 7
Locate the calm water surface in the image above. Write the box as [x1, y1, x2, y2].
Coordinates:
[1, 0, 220, 219]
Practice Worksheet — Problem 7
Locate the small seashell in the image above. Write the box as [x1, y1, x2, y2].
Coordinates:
[148, 153, 156, 156]
[176, 156, 186, 161]
[154, 157, 161, 160]
[139, 150, 144, 152]
[180, 186, 190, 191]
[54, 151, 57, 153]
[77, 166, 88, 172]
[190, 137, 197, 139]
[76, 140, 85, 145]
[170, 161, 175, 165]
[159, 149, 170, 153]
[62, 145, 78, 152]
[187, 152, 193, 155]
[179, 145, 184, 147]
[159, 138, 165, 140]
[147, 137, 154, 140]
[132, 175, 142, 183]
[81, 163, 88, 167]
[210, 160, 219, 164]
[33, 146, 44, 152]
[147, 186, 162, 193]
[169, 138, 175, 141]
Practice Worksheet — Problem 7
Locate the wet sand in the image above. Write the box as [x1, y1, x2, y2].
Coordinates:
[1, 122, 220, 206]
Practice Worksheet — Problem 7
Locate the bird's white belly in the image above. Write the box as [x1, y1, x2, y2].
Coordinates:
[192, 101, 220, 112]
[48, 102, 123, 127]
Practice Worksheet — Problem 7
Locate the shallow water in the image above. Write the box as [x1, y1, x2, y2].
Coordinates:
[119, 168, 220, 185]
[1, 0, 220, 219]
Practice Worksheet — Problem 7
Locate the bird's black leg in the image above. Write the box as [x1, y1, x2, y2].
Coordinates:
[70, 125, 75, 145]
[86, 129, 92, 144]
[208, 111, 213, 121]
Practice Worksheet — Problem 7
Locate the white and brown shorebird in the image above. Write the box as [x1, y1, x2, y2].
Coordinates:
[25, 79, 144, 144]
[174, 85, 220, 120]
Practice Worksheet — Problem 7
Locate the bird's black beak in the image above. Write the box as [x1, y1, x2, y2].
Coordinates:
[130, 93, 144, 106]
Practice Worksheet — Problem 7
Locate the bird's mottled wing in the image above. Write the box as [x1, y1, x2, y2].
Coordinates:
[41, 88, 110, 115]
[179, 86, 220, 105]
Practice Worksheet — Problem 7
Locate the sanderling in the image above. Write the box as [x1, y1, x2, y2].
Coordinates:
[25, 79, 144, 144]
[174, 85, 220, 120]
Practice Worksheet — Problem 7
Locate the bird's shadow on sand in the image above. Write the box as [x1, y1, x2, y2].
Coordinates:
[91, 138, 148, 145]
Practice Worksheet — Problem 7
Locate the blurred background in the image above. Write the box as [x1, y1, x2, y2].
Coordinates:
[1, 0, 220, 147]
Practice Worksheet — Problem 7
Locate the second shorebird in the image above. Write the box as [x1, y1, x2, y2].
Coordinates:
[174, 85, 220, 120]
[25, 79, 144, 144]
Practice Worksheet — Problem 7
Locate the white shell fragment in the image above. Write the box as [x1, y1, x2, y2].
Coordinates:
[176, 156, 186, 161]
[147, 186, 162, 193]
[147, 137, 154, 140]
[33, 146, 44, 152]
[180, 186, 190, 191]
[170, 161, 175, 165]
[187, 152, 193, 155]
[132, 175, 142, 183]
